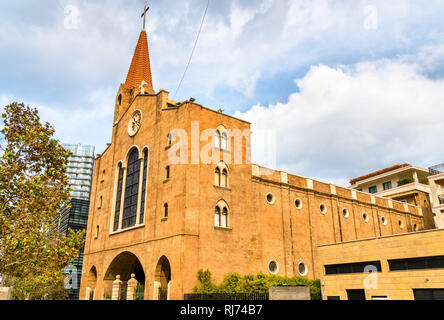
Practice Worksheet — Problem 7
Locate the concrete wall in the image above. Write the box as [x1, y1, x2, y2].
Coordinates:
[269, 286, 310, 300]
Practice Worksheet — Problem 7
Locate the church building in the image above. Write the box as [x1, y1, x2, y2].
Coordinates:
[79, 10, 430, 300]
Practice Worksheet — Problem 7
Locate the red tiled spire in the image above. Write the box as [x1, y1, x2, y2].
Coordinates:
[124, 30, 153, 90]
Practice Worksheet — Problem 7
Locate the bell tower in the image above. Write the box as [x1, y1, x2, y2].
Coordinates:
[114, 4, 155, 123]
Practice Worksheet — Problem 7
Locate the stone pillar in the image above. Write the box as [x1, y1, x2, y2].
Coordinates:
[112, 275, 122, 301]
[429, 179, 438, 207]
[86, 287, 91, 300]
[167, 281, 171, 300]
[0, 287, 12, 300]
[153, 281, 160, 300]
[126, 274, 138, 300]
[413, 171, 419, 183]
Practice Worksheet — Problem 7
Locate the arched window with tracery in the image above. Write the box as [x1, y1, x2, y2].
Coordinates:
[215, 130, 221, 149]
[139, 149, 148, 225]
[214, 206, 221, 227]
[221, 132, 227, 150]
[113, 163, 124, 232]
[222, 207, 228, 228]
[215, 200, 229, 229]
[214, 167, 221, 186]
[122, 148, 140, 229]
[214, 162, 229, 188]
[222, 169, 228, 188]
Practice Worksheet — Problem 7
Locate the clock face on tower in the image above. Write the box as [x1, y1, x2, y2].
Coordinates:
[128, 110, 142, 137]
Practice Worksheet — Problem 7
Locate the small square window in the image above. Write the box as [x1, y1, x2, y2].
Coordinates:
[369, 186, 377, 194]
[383, 181, 392, 190]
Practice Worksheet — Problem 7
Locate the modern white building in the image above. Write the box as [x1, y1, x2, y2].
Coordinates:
[428, 164, 444, 229]
[349, 164, 437, 230]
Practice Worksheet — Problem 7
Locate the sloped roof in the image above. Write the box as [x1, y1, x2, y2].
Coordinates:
[124, 30, 153, 90]
[350, 164, 411, 185]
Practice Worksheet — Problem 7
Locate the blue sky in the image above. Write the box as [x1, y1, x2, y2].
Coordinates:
[1, 0, 444, 185]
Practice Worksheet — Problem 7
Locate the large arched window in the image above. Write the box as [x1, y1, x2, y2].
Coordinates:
[139, 149, 148, 225]
[122, 148, 140, 229]
[113, 163, 124, 232]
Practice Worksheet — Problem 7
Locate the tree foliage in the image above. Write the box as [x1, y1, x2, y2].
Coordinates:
[0, 102, 85, 299]
[193, 269, 321, 300]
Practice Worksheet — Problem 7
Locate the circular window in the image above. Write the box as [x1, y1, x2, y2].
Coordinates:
[268, 260, 279, 274]
[398, 220, 404, 229]
[342, 208, 349, 218]
[320, 204, 327, 215]
[381, 216, 387, 226]
[294, 199, 303, 210]
[363, 213, 369, 223]
[298, 262, 308, 276]
[266, 193, 275, 205]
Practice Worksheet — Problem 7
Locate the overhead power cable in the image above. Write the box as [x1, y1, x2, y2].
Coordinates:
[174, 0, 210, 99]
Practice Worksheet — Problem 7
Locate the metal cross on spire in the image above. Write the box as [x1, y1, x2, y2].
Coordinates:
[141, 2, 150, 30]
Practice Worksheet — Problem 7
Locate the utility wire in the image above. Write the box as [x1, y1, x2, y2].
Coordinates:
[174, 0, 210, 99]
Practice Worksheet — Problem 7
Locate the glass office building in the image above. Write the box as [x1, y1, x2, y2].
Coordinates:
[63, 144, 95, 200]
[58, 198, 90, 300]
[59, 144, 95, 300]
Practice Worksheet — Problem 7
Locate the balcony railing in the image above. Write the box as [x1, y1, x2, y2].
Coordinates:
[429, 163, 444, 176]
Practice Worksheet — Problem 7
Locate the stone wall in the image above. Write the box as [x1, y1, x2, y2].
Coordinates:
[0, 287, 12, 300]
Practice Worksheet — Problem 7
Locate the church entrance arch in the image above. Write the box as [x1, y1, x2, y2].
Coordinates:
[154, 256, 171, 300]
[103, 251, 145, 300]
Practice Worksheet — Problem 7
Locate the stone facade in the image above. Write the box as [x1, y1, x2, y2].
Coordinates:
[78, 28, 428, 300]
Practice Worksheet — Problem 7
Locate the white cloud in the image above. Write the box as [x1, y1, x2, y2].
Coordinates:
[234, 50, 444, 185]
[2, 0, 444, 166]
[0, 88, 115, 153]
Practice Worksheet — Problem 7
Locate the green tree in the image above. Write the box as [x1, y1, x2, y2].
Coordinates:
[0, 102, 85, 300]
